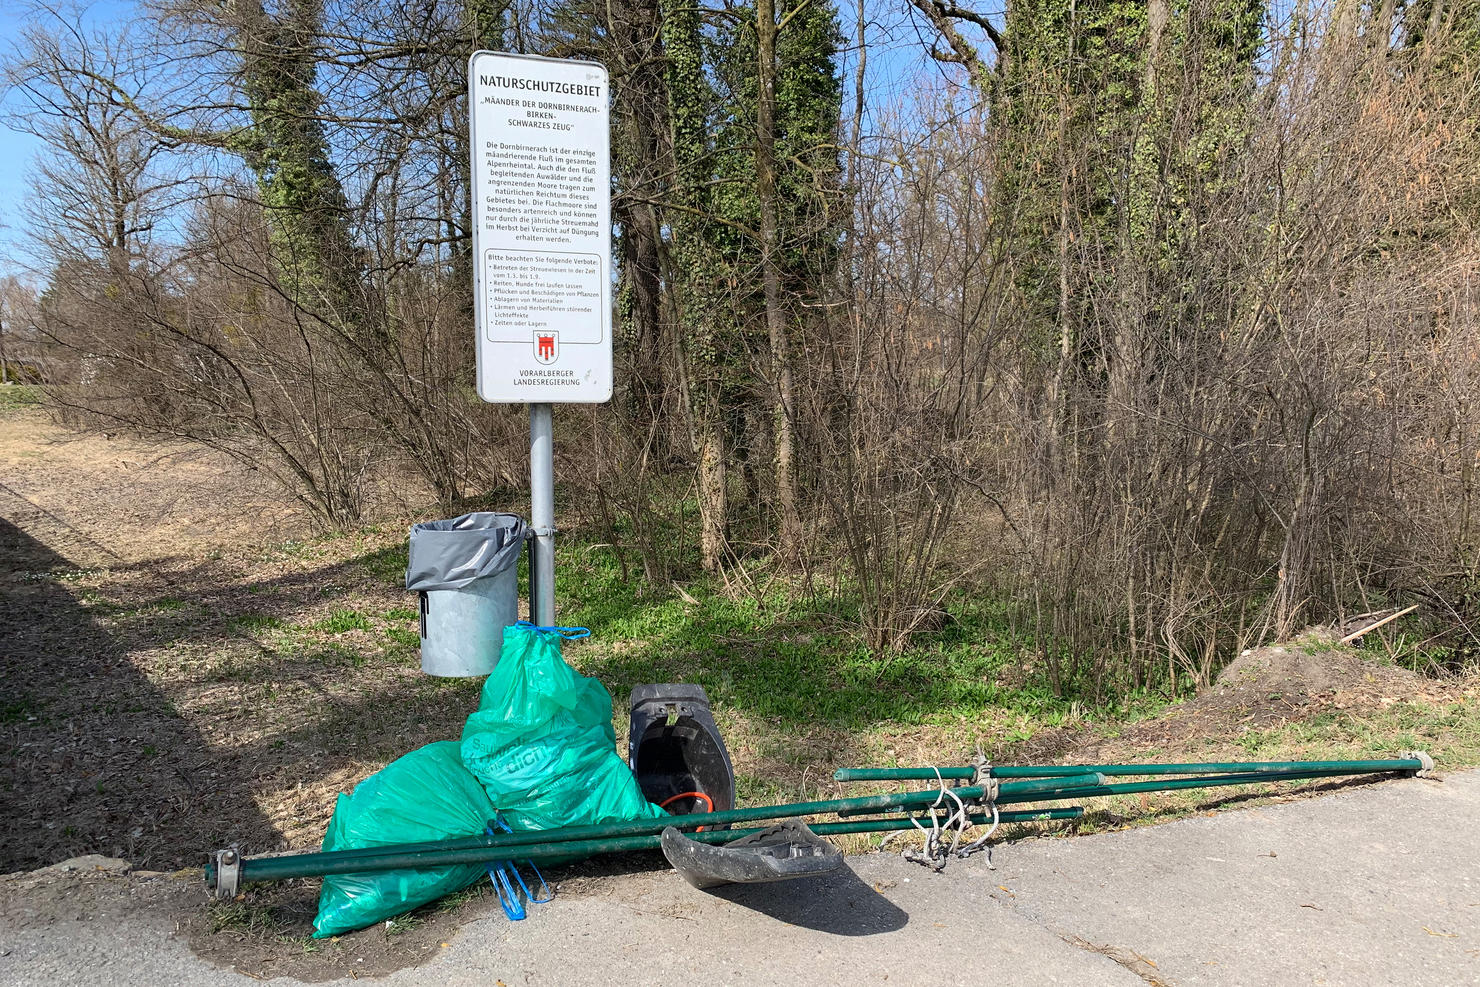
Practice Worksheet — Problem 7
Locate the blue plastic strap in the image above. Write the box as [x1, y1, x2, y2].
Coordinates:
[491, 813, 555, 904]
[490, 862, 526, 920]
[484, 824, 527, 920]
[522, 862, 555, 905]
[514, 620, 590, 639]
[483, 819, 555, 918]
[507, 859, 553, 906]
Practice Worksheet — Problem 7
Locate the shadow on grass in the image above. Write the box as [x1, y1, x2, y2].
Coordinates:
[0, 517, 277, 872]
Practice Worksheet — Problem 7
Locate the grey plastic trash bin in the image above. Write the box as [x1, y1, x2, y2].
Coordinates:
[406, 512, 525, 677]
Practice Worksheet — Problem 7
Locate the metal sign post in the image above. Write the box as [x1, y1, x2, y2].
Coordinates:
[528, 402, 555, 624]
[468, 51, 612, 623]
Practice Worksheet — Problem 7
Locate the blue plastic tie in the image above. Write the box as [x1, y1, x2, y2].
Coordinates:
[482, 818, 554, 921]
[483, 825, 527, 920]
[492, 814, 554, 904]
[488, 859, 526, 920]
[515, 620, 590, 639]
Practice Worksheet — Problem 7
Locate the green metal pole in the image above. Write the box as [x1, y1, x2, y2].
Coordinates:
[833, 758, 1424, 783]
[226, 807, 1085, 884]
[1033, 768, 1388, 801]
[227, 769, 1101, 881]
[835, 772, 1101, 816]
[828, 767, 1401, 821]
[226, 778, 1101, 885]
[834, 767, 977, 782]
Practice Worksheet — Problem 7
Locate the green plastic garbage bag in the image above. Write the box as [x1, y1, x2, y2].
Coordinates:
[312, 741, 495, 937]
[461, 623, 666, 835]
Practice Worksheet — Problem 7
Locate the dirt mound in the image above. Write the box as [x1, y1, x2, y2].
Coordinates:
[1127, 632, 1436, 743]
[1212, 629, 1420, 701]
[1006, 630, 1452, 766]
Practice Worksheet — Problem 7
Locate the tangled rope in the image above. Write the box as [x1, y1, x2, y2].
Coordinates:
[897, 760, 1001, 871]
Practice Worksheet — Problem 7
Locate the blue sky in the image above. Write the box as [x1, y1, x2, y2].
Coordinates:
[0, 3, 48, 255]
[0, 0, 142, 265]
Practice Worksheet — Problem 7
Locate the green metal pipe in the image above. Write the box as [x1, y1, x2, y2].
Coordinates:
[834, 767, 978, 782]
[836, 772, 1103, 816]
[834, 758, 1423, 782]
[1069, 759, 1422, 777]
[230, 775, 1101, 881]
[225, 807, 1085, 884]
[834, 767, 1400, 821]
[1007, 768, 1393, 803]
[989, 772, 1105, 793]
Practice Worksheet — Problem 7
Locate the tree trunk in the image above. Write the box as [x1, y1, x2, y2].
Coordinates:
[234, 0, 360, 320]
[697, 387, 729, 571]
[610, 0, 667, 425]
[663, 0, 731, 569]
[755, 0, 803, 561]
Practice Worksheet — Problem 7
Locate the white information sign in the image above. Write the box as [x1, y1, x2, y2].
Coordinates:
[469, 51, 612, 403]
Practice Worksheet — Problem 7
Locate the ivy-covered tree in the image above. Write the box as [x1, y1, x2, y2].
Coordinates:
[700, 0, 843, 557]
[228, 0, 363, 318]
[988, 0, 1263, 422]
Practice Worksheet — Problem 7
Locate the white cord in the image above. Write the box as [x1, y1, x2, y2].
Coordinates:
[901, 766, 978, 871]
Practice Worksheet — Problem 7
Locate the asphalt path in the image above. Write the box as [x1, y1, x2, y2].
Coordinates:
[2, 770, 1476, 986]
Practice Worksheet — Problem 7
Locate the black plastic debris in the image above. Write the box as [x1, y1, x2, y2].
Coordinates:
[628, 684, 736, 823]
[660, 818, 844, 889]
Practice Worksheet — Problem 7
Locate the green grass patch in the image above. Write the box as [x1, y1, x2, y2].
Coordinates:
[316, 609, 372, 634]
[556, 541, 1143, 732]
[209, 901, 279, 936]
[384, 913, 424, 936]
[358, 544, 409, 585]
[434, 882, 487, 913]
[1229, 699, 1480, 767]
[384, 628, 419, 648]
[0, 384, 41, 407]
[0, 697, 41, 724]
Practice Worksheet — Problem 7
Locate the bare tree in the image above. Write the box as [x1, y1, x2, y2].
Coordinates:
[0, 276, 42, 384]
[3, 17, 185, 274]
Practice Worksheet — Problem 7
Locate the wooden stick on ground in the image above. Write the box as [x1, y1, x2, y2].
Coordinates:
[1340, 604, 1421, 645]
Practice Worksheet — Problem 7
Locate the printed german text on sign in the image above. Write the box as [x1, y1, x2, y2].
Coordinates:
[469, 52, 612, 403]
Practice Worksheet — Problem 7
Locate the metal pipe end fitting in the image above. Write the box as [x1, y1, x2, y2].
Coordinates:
[212, 847, 242, 899]
[1401, 750, 1435, 778]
